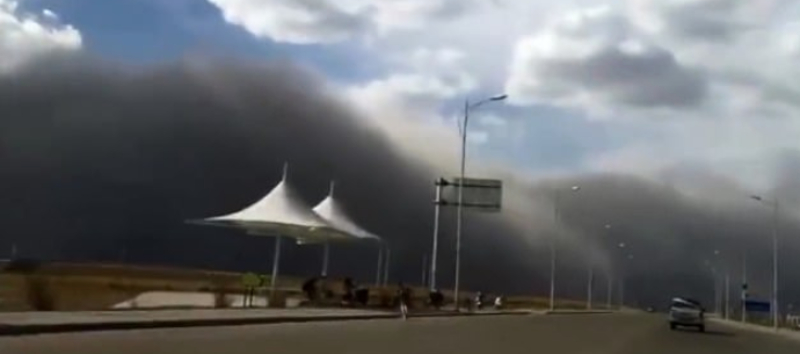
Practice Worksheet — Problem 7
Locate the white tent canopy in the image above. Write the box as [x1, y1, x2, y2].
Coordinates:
[312, 182, 380, 241]
[312, 181, 382, 279]
[187, 165, 358, 304]
[189, 171, 351, 244]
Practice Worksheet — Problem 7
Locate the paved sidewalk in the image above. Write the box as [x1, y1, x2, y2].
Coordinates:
[710, 318, 800, 342]
[0, 308, 530, 336]
[0, 308, 389, 325]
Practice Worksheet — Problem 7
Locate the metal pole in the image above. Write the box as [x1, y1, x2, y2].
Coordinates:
[587, 264, 594, 310]
[383, 246, 391, 286]
[430, 180, 442, 290]
[549, 191, 560, 311]
[454, 99, 469, 308]
[725, 272, 730, 320]
[604, 225, 612, 310]
[712, 270, 719, 314]
[742, 250, 748, 323]
[772, 201, 779, 330]
[375, 244, 383, 286]
[619, 277, 625, 309]
[269, 236, 282, 305]
[607, 274, 613, 309]
[321, 241, 330, 277]
[422, 254, 428, 287]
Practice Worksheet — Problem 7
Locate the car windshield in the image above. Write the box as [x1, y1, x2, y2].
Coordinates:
[672, 302, 700, 310]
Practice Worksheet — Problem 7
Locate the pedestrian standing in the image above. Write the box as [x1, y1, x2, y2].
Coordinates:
[397, 282, 410, 320]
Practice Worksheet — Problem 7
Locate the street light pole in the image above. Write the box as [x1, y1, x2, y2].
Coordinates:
[725, 272, 730, 320]
[620, 254, 633, 308]
[453, 94, 507, 309]
[430, 179, 443, 290]
[607, 273, 613, 310]
[751, 195, 780, 330]
[705, 259, 718, 314]
[550, 191, 560, 312]
[454, 99, 468, 309]
[550, 185, 580, 311]
[742, 250, 748, 323]
[771, 200, 779, 329]
[587, 262, 594, 310]
[714, 268, 720, 314]
[604, 224, 613, 310]
[614, 243, 628, 309]
[713, 250, 724, 317]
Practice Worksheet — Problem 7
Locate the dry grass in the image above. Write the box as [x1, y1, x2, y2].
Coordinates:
[0, 261, 581, 312]
[0, 262, 302, 311]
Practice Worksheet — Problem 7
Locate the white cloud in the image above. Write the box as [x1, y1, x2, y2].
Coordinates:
[467, 130, 490, 145]
[628, 0, 789, 42]
[505, 5, 708, 113]
[206, 0, 370, 44]
[0, 0, 81, 74]
[208, 0, 800, 188]
[42, 8, 57, 21]
[478, 114, 507, 128]
[347, 47, 476, 107]
[206, 0, 473, 44]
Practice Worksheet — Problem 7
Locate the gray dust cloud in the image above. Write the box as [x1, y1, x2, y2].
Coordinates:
[1, 56, 799, 307]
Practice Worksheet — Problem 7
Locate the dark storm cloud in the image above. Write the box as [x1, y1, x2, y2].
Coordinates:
[2, 56, 799, 308]
[544, 171, 800, 309]
[0, 56, 532, 292]
[543, 46, 708, 109]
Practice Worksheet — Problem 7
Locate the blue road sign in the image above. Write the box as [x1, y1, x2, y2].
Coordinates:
[745, 300, 771, 313]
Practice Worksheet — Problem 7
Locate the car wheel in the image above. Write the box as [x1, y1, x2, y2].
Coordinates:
[698, 325, 705, 332]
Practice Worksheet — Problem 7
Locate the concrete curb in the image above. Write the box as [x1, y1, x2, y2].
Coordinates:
[0, 311, 528, 336]
[543, 310, 614, 315]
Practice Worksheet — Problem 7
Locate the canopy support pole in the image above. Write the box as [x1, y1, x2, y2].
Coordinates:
[383, 246, 391, 286]
[375, 244, 383, 286]
[269, 236, 282, 306]
[321, 241, 330, 277]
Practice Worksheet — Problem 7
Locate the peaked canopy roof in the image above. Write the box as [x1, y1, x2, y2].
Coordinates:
[312, 182, 380, 241]
[189, 166, 352, 244]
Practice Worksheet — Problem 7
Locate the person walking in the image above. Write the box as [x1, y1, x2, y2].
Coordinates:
[494, 295, 504, 310]
[396, 282, 410, 320]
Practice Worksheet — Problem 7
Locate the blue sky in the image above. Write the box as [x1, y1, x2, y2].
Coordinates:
[19, 0, 383, 81]
[11, 0, 612, 172]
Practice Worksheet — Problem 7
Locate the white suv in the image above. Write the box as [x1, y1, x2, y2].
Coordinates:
[668, 297, 705, 332]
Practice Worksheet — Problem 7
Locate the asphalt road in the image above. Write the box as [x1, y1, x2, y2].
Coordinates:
[1, 313, 798, 354]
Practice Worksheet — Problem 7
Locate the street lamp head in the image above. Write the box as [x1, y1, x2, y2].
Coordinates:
[618, 242, 626, 248]
[750, 195, 763, 201]
[713, 250, 720, 256]
[490, 94, 508, 101]
[571, 185, 581, 191]
[604, 224, 612, 229]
